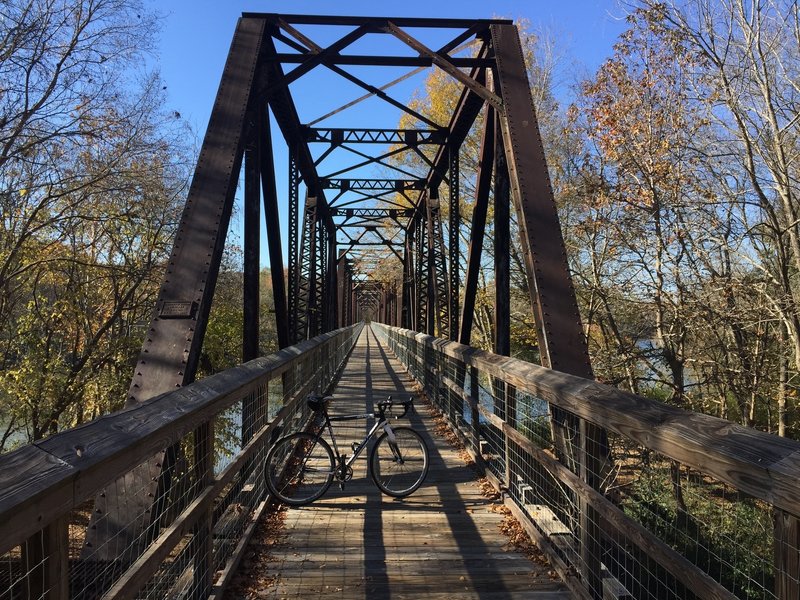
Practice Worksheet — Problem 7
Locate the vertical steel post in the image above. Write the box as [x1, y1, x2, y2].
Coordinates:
[337, 251, 346, 328]
[403, 220, 415, 330]
[425, 194, 437, 336]
[416, 214, 427, 332]
[493, 108, 510, 358]
[287, 155, 300, 342]
[298, 195, 317, 340]
[327, 232, 337, 332]
[243, 135, 260, 363]
[459, 105, 494, 346]
[448, 144, 460, 340]
[242, 120, 260, 477]
[260, 108, 289, 349]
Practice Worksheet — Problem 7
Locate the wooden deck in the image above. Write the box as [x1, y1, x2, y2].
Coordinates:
[252, 326, 569, 599]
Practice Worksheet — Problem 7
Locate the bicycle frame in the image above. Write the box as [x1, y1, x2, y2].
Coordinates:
[316, 409, 396, 475]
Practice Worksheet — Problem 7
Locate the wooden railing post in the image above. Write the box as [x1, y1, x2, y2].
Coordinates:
[775, 510, 800, 600]
[192, 421, 214, 599]
[470, 366, 480, 457]
[505, 383, 517, 494]
[22, 517, 68, 600]
[579, 418, 604, 599]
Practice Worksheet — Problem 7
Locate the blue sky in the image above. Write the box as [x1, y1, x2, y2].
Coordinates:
[148, 1, 630, 266]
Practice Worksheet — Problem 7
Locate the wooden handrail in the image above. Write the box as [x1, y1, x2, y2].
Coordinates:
[0, 325, 361, 554]
[376, 324, 800, 516]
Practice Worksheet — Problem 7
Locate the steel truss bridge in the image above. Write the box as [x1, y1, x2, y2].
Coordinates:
[1, 13, 799, 600]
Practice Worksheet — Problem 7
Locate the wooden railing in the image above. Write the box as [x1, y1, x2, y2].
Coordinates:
[0, 324, 362, 600]
[375, 322, 800, 600]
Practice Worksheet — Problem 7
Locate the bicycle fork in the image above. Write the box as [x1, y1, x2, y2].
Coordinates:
[384, 424, 404, 464]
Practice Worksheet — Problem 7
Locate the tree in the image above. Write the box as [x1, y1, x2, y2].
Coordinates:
[638, 0, 800, 435]
[0, 0, 191, 450]
[572, 8, 711, 406]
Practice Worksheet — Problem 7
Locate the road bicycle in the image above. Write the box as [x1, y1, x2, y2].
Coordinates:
[264, 393, 429, 506]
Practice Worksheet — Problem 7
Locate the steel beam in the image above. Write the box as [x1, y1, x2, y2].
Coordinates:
[406, 44, 489, 230]
[260, 108, 290, 349]
[243, 137, 260, 362]
[448, 144, 460, 341]
[84, 16, 266, 564]
[271, 54, 494, 68]
[492, 23, 604, 598]
[287, 155, 300, 342]
[263, 34, 333, 233]
[307, 128, 444, 145]
[493, 108, 510, 358]
[386, 23, 502, 110]
[459, 105, 493, 345]
[320, 178, 424, 191]
[250, 13, 512, 28]
[297, 195, 317, 339]
[491, 24, 591, 378]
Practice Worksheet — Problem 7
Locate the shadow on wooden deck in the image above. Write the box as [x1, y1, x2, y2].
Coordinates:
[229, 326, 569, 599]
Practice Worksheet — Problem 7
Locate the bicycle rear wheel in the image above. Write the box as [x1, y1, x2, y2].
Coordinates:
[370, 426, 429, 497]
[264, 432, 335, 506]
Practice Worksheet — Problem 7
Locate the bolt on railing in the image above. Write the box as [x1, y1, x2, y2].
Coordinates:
[374, 322, 800, 600]
[0, 324, 362, 600]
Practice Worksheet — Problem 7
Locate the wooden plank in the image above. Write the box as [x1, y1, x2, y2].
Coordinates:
[0, 446, 75, 553]
[525, 505, 571, 536]
[477, 403, 505, 430]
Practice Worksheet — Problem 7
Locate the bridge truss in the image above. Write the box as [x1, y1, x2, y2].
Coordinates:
[83, 12, 602, 595]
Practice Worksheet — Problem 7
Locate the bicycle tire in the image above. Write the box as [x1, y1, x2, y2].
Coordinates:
[264, 432, 335, 506]
[369, 426, 429, 497]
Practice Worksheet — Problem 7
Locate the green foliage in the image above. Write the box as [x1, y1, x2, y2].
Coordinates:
[0, 0, 191, 450]
[624, 467, 774, 598]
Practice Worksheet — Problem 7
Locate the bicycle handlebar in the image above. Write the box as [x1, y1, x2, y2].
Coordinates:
[377, 395, 413, 419]
[307, 393, 414, 419]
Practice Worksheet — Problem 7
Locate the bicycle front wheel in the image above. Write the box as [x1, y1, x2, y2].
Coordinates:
[264, 432, 335, 506]
[370, 426, 429, 497]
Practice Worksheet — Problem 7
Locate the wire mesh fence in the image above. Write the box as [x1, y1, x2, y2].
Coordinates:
[0, 324, 361, 600]
[375, 322, 800, 600]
